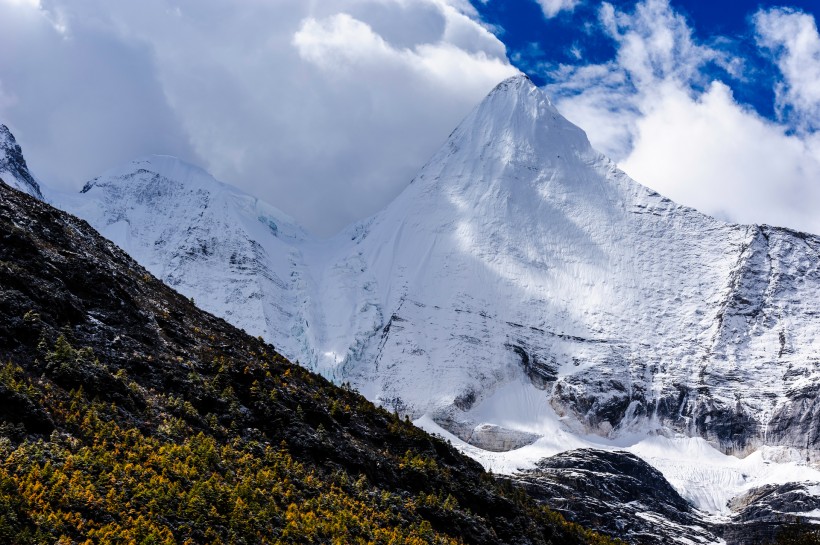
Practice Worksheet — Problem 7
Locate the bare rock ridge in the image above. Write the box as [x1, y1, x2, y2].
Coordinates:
[720, 481, 820, 543]
[512, 448, 820, 544]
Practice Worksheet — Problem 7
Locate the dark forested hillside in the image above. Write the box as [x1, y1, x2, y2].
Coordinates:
[0, 180, 621, 544]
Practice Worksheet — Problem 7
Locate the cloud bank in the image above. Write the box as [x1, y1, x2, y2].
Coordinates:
[754, 7, 820, 132]
[0, 0, 517, 235]
[3, 0, 820, 236]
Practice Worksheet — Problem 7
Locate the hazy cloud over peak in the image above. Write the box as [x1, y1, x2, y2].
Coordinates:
[4, 0, 820, 237]
[0, 0, 517, 235]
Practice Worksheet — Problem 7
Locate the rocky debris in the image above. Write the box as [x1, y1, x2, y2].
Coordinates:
[435, 416, 541, 452]
[509, 448, 820, 545]
[511, 449, 720, 544]
[730, 482, 820, 520]
[466, 423, 540, 452]
[718, 482, 820, 544]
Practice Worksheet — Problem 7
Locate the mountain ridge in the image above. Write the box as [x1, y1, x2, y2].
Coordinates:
[3, 75, 820, 537]
[8, 75, 820, 457]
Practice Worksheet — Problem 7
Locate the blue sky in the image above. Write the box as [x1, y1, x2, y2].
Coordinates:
[1, 0, 820, 235]
[475, 0, 819, 122]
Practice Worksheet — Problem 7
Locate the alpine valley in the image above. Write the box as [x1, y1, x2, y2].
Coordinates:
[3, 75, 820, 543]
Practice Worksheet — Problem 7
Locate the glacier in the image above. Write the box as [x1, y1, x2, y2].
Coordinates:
[4, 75, 820, 534]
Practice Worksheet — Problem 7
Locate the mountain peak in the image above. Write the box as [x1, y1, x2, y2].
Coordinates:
[82, 155, 230, 195]
[82, 153, 303, 232]
[488, 73, 534, 94]
[431, 74, 593, 179]
[0, 124, 43, 199]
[59, 151, 311, 354]
[490, 74, 535, 88]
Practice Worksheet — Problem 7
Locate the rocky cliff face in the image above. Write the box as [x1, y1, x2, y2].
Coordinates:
[511, 449, 719, 544]
[511, 449, 820, 545]
[720, 481, 820, 543]
[0, 124, 42, 199]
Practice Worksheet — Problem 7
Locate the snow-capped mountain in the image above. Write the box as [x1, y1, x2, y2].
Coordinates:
[57, 156, 314, 364]
[4, 76, 820, 535]
[319, 76, 820, 464]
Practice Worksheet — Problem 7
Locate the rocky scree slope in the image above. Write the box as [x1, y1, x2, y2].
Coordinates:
[0, 179, 621, 544]
[509, 448, 820, 545]
[718, 481, 820, 544]
[511, 449, 718, 544]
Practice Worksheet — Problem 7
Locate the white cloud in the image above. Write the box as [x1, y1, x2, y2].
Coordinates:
[0, 0, 517, 235]
[292, 12, 512, 91]
[534, 0, 580, 19]
[755, 7, 820, 132]
[598, 0, 717, 86]
[620, 82, 820, 230]
[0, 0, 197, 188]
[0, 80, 17, 110]
[293, 14, 395, 70]
[546, 0, 820, 235]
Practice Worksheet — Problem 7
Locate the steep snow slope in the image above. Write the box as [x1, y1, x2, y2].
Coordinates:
[322, 76, 820, 464]
[43, 77, 820, 464]
[0, 124, 43, 199]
